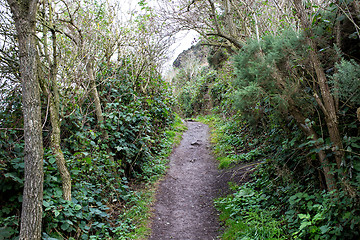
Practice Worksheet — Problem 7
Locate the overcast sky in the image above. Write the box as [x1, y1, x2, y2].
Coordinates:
[115, 0, 199, 73]
[163, 30, 199, 72]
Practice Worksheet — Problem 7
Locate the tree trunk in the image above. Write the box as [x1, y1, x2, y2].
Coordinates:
[86, 59, 105, 125]
[39, 72, 72, 201]
[294, 0, 344, 170]
[39, 57, 72, 202]
[49, 30, 72, 201]
[41, 2, 72, 201]
[49, 95, 72, 201]
[289, 106, 337, 191]
[269, 58, 336, 191]
[224, 0, 236, 37]
[85, 59, 115, 162]
[6, 0, 44, 239]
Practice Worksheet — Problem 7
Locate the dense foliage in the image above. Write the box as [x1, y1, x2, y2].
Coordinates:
[173, 1, 360, 239]
[1, 0, 360, 239]
[0, 0, 183, 238]
[205, 115, 360, 239]
[0, 61, 181, 239]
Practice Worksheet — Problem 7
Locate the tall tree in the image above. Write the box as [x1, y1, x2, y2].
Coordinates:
[6, 0, 44, 239]
[55, 0, 114, 131]
[294, 0, 344, 177]
[157, 0, 296, 51]
[38, 0, 71, 201]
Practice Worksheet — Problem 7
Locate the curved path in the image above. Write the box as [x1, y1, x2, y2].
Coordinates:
[149, 121, 227, 240]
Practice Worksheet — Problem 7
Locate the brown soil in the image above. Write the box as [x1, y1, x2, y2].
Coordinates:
[149, 121, 252, 240]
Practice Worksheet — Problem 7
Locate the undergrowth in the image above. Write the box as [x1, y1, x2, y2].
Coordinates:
[196, 114, 266, 169]
[199, 114, 360, 240]
[115, 114, 187, 239]
[215, 184, 287, 240]
[0, 114, 187, 240]
[197, 114, 285, 239]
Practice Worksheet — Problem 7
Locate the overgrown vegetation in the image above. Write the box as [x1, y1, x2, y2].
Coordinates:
[0, 60, 186, 238]
[1, 0, 360, 238]
[201, 114, 360, 240]
[196, 115, 264, 169]
[0, 0, 188, 238]
[172, 1, 360, 239]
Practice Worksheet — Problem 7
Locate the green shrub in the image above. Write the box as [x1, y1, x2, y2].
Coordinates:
[0, 64, 178, 239]
[215, 184, 287, 240]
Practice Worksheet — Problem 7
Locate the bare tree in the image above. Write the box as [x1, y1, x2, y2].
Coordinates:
[156, 0, 297, 50]
[54, 0, 119, 130]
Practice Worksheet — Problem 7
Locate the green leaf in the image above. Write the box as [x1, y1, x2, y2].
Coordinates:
[83, 157, 92, 164]
[61, 222, 70, 231]
[54, 210, 60, 217]
[320, 225, 330, 234]
[298, 213, 310, 219]
[337, 14, 346, 21]
[116, 146, 124, 151]
[43, 201, 50, 208]
[351, 143, 360, 148]
[66, 219, 73, 225]
[4, 172, 24, 184]
[75, 204, 82, 211]
[49, 156, 56, 164]
[299, 221, 312, 230]
[0, 227, 15, 238]
[313, 212, 324, 222]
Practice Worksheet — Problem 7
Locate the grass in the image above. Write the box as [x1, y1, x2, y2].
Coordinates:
[219, 210, 286, 240]
[120, 113, 187, 239]
[196, 114, 245, 169]
[196, 114, 265, 169]
[197, 114, 286, 240]
[215, 187, 287, 240]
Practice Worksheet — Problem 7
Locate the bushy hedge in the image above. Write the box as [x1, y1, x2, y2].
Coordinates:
[0, 65, 177, 239]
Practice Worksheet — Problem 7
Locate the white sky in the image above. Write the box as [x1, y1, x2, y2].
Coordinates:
[114, 0, 199, 74]
[163, 29, 199, 73]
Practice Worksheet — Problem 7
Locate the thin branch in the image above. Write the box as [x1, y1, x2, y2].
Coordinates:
[206, 33, 243, 49]
[0, 128, 49, 131]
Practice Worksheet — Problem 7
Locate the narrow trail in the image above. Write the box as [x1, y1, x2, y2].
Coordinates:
[149, 121, 250, 240]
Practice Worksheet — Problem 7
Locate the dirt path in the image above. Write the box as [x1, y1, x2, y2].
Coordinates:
[149, 121, 248, 240]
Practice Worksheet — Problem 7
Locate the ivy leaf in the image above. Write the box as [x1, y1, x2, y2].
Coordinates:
[299, 221, 312, 230]
[298, 213, 310, 219]
[351, 143, 360, 148]
[116, 146, 124, 151]
[320, 225, 330, 234]
[313, 212, 324, 221]
[54, 210, 60, 217]
[61, 222, 70, 231]
[0, 227, 15, 238]
[4, 172, 24, 184]
[43, 201, 50, 208]
[74, 204, 82, 211]
[48, 156, 56, 164]
[83, 157, 92, 164]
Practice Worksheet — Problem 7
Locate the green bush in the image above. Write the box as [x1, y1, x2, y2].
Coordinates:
[215, 184, 287, 240]
[0, 64, 177, 239]
[175, 67, 217, 118]
[207, 113, 360, 240]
